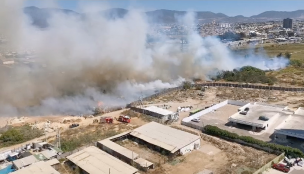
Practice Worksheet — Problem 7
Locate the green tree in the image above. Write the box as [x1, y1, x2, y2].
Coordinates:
[0, 128, 23, 143]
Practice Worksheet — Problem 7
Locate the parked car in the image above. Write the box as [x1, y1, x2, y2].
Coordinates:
[272, 163, 290, 173]
[69, 123, 79, 128]
[240, 111, 247, 115]
[191, 118, 200, 123]
[259, 116, 269, 121]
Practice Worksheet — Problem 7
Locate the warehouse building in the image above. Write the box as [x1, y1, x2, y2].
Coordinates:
[131, 105, 178, 122]
[97, 138, 154, 171]
[129, 122, 200, 156]
[66, 146, 138, 174]
[12, 161, 60, 174]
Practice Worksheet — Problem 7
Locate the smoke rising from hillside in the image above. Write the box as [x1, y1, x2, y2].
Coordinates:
[0, 1, 289, 116]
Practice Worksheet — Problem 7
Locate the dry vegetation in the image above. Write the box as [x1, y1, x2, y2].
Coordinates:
[143, 88, 207, 104]
[200, 134, 276, 174]
[55, 123, 137, 152]
[237, 43, 304, 87]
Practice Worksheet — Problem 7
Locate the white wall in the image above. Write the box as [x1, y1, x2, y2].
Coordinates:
[179, 139, 200, 155]
[228, 100, 249, 106]
[183, 100, 228, 122]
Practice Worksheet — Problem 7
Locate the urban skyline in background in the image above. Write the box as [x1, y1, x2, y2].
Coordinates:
[24, 0, 304, 16]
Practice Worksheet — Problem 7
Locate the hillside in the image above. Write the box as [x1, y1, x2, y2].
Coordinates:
[23, 6, 304, 27]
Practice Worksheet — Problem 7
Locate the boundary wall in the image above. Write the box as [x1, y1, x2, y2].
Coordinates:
[127, 82, 304, 108]
[253, 153, 285, 174]
[182, 100, 248, 123]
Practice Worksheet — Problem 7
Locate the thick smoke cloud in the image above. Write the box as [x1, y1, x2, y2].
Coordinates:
[0, 1, 289, 116]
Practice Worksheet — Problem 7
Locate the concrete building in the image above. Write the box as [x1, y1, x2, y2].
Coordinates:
[12, 161, 60, 174]
[220, 23, 231, 28]
[283, 18, 293, 29]
[228, 103, 288, 131]
[129, 122, 200, 155]
[66, 146, 138, 174]
[12, 155, 40, 170]
[275, 107, 304, 140]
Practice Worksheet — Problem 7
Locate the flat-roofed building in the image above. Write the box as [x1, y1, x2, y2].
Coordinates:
[129, 122, 200, 155]
[11, 161, 60, 174]
[275, 107, 304, 140]
[12, 155, 39, 170]
[66, 146, 138, 174]
[228, 102, 288, 131]
[132, 105, 178, 122]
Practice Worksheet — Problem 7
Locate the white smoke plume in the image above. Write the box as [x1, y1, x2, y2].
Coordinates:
[0, 1, 289, 116]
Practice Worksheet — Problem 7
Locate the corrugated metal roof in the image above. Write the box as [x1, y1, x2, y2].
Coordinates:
[66, 146, 138, 174]
[134, 158, 153, 167]
[130, 122, 200, 153]
[98, 139, 139, 160]
[40, 150, 57, 159]
[144, 106, 174, 116]
[13, 155, 39, 169]
[12, 161, 60, 174]
[45, 159, 59, 166]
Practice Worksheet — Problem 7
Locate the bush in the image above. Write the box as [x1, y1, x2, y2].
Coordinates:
[0, 124, 43, 147]
[204, 125, 304, 157]
[215, 66, 277, 84]
[285, 52, 292, 59]
[290, 60, 302, 67]
[182, 81, 192, 90]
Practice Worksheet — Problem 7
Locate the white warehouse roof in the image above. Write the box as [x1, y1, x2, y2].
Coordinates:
[130, 122, 200, 153]
[12, 161, 60, 174]
[143, 106, 174, 116]
[67, 146, 138, 174]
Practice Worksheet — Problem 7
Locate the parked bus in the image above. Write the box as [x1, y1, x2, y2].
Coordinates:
[189, 108, 203, 116]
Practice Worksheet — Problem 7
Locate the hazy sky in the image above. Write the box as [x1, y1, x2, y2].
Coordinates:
[24, 0, 304, 17]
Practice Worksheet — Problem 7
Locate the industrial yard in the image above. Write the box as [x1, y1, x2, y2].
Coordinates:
[0, 85, 290, 174]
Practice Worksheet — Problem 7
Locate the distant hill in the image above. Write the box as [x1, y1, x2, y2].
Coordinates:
[251, 10, 304, 19]
[23, 6, 304, 28]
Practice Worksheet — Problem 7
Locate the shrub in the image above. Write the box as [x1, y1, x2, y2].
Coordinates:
[0, 124, 43, 147]
[215, 66, 277, 84]
[290, 60, 302, 67]
[285, 52, 292, 59]
[182, 81, 192, 90]
[204, 125, 304, 157]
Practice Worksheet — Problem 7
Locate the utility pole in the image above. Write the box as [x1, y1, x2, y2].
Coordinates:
[58, 128, 61, 149]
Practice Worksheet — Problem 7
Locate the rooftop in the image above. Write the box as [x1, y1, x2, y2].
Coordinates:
[275, 114, 304, 139]
[229, 103, 286, 128]
[66, 146, 138, 174]
[130, 122, 200, 153]
[143, 106, 174, 116]
[295, 107, 304, 116]
[13, 155, 39, 169]
[133, 158, 153, 168]
[98, 139, 139, 160]
[12, 161, 60, 174]
[40, 150, 57, 159]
